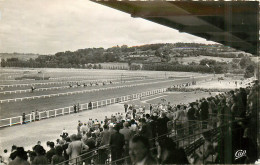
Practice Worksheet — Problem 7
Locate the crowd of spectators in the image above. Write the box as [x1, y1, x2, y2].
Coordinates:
[1, 80, 259, 164]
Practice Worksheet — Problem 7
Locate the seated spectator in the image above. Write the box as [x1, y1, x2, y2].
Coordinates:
[9, 147, 30, 165]
[51, 146, 65, 165]
[129, 135, 157, 165]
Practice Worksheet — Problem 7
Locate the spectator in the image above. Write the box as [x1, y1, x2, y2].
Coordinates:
[46, 141, 56, 163]
[97, 124, 110, 164]
[9, 145, 17, 161]
[60, 128, 68, 139]
[149, 104, 153, 114]
[73, 104, 77, 113]
[109, 124, 125, 163]
[199, 100, 209, 129]
[51, 146, 65, 164]
[88, 102, 92, 110]
[32, 145, 48, 165]
[124, 103, 128, 113]
[159, 137, 189, 164]
[157, 112, 170, 141]
[66, 134, 89, 164]
[129, 135, 157, 165]
[9, 147, 30, 165]
[119, 122, 132, 160]
[83, 132, 96, 165]
[80, 123, 88, 134]
[104, 116, 109, 125]
[22, 113, 26, 124]
[133, 108, 137, 119]
[62, 137, 70, 162]
[139, 118, 153, 144]
[35, 110, 39, 121]
[187, 102, 196, 134]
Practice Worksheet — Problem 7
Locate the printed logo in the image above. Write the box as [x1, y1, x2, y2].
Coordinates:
[235, 150, 246, 160]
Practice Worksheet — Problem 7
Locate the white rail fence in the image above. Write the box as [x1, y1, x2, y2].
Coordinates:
[0, 76, 145, 88]
[0, 78, 151, 95]
[0, 88, 167, 128]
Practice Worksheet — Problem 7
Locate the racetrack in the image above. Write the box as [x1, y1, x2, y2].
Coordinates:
[0, 75, 213, 119]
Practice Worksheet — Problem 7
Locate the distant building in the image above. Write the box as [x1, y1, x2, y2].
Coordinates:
[98, 62, 129, 70]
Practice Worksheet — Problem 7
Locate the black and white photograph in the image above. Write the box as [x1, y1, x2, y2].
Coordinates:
[0, 0, 259, 164]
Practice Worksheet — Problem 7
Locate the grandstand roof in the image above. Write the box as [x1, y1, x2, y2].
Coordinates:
[92, 1, 259, 56]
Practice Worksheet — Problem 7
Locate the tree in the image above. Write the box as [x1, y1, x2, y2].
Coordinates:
[1, 59, 6, 67]
[244, 64, 255, 78]
[155, 50, 161, 57]
[239, 57, 251, 69]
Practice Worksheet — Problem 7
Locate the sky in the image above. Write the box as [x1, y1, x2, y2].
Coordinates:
[0, 0, 215, 54]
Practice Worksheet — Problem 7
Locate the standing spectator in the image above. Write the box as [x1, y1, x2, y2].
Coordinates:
[159, 137, 189, 164]
[83, 132, 96, 165]
[88, 102, 92, 110]
[77, 121, 82, 135]
[73, 104, 77, 113]
[133, 108, 137, 119]
[157, 112, 170, 141]
[60, 128, 68, 139]
[149, 104, 153, 114]
[46, 142, 56, 163]
[199, 100, 209, 129]
[174, 105, 185, 137]
[129, 135, 157, 165]
[139, 118, 153, 148]
[32, 145, 48, 165]
[120, 122, 132, 163]
[124, 103, 128, 113]
[66, 134, 89, 164]
[129, 119, 138, 136]
[22, 113, 26, 124]
[97, 125, 110, 164]
[80, 123, 88, 134]
[62, 137, 70, 162]
[187, 102, 197, 134]
[104, 116, 109, 125]
[35, 110, 39, 121]
[109, 124, 125, 163]
[9, 147, 30, 165]
[51, 146, 65, 164]
[9, 145, 17, 161]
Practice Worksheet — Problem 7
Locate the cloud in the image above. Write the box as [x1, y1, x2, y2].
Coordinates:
[0, 0, 214, 54]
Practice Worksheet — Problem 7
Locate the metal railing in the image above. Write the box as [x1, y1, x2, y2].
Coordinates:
[57, 114, 233, 165]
